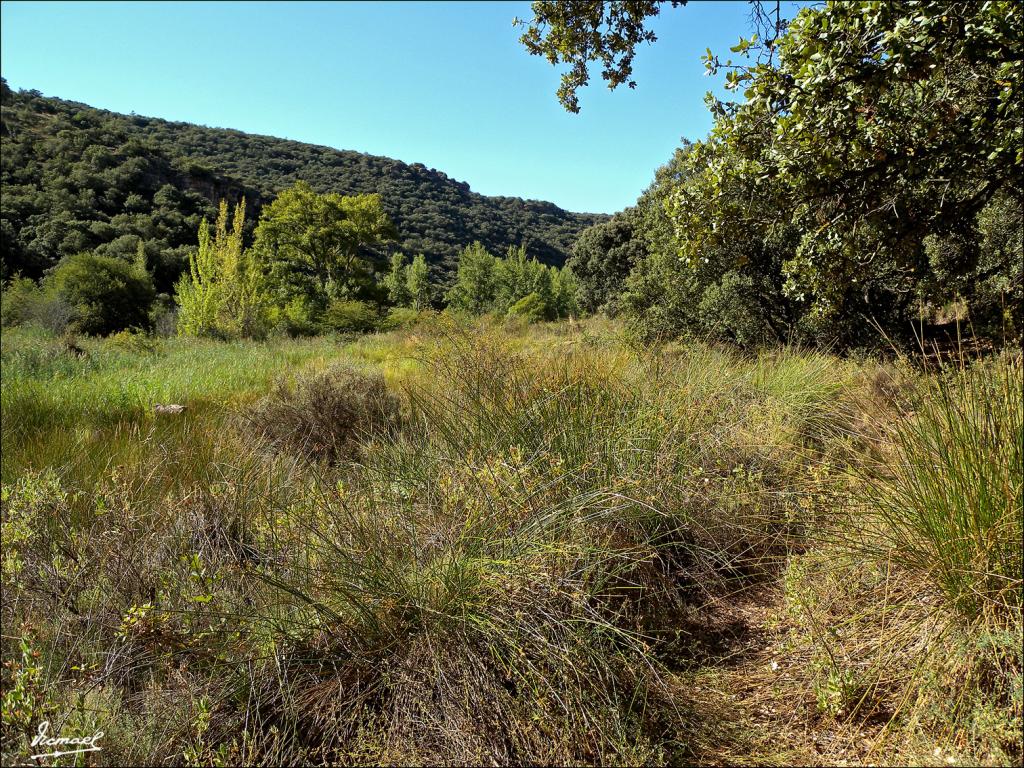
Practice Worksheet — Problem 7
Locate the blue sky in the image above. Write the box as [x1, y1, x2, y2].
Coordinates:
[2, 1, 784, 214]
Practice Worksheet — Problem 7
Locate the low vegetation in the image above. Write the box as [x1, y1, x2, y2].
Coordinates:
[1, 317, 1019, 765]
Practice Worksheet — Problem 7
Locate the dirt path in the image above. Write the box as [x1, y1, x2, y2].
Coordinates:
[669, 584, 887, 766]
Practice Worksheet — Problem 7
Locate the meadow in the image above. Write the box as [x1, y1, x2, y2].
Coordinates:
[1, 317, 1020, 766]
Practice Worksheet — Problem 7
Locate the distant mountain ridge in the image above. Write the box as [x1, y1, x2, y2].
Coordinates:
[0, 81, 606, 290]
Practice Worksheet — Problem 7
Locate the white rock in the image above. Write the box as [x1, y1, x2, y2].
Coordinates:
[154, 404, 187, 415]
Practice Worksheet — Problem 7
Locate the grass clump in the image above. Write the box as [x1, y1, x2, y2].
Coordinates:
[242, 364, 402, 463]
[860, 354, 1022, 622]
[782, 352, 1023, 764]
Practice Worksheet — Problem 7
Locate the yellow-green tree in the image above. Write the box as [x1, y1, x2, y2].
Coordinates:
[406, 253, 432, 310]
[175, 199, 267, 338]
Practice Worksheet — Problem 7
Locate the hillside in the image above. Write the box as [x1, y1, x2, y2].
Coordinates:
[0, 81, 605, 290]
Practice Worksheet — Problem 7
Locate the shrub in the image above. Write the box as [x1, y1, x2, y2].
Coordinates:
[322, 299, 380, 334]
[0, 277, 73, 333]
[270, 296, 319, 338]
[108, 329, 158, 355]
[567, 213, 646, 314]
[380, 306, 421, 331]
[506, 292, 548, 323]
[50, 252, 155, 335]
[242, 365, 402, 462]
[0, 277, 42, 328]
[697, 271, 787, 347]
[150, 294, 178, 337]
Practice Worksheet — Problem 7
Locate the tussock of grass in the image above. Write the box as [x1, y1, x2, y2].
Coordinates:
[860, 354, 1022, 622]
[242, 364, 403, 463]
[782, 352, 1023, 764]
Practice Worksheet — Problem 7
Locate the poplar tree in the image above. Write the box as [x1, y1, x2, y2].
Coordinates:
[384, 252, 412, 306]
[406, 253, 432, 310]
[175, 199, 267, 338]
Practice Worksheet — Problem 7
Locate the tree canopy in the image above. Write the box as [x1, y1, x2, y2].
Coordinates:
[531, 0, 1023, 346]
[516, 0, 686, 113]
[447, 242, 578, 320]
[253, 182, 396, 310]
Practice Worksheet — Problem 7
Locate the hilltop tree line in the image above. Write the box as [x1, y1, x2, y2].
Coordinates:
[540, 0, 1022, 347]
[0, 79, 603, 294]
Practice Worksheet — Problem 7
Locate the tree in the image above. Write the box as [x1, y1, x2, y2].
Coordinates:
[176, 198, 267, 338]
[526, 261, 556, 318]
[253, 181, 397, 313]
[406, 253, 433, 310]
[552, 266, 580, 318]
[493, 244, 531, 311]
[704, 0, 1023, 335]
[621, 136, 797, 345]
[446, 241, 497, 313]
[50, 252, 155, 335]
[524, 1, 1022, 346]
[567, 211, 647, 314]
[384, 252, 412, 307]
[516, 1, 687, 113]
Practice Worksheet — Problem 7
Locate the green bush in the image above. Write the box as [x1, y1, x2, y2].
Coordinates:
[0, 277, 73, 332]
[150, 294, 178, 337]
[506, 292, 548, 323]
[380, 306, 422, 331]
[269, 297, 319, 338]
[50, 252, 155, 335]
[1, 277, 43, 328]
[322, 299, 380, 334]
[697, 271, 787, 347]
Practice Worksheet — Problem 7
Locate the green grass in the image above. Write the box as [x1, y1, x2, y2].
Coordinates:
[860, 353, 1022, 623]
[0, 325, 347, 483]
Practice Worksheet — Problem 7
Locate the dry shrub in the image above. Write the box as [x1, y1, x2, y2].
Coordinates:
[243, 364, 402, 462]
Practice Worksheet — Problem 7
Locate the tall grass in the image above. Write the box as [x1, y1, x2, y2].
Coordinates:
[782, 351, 1023, 763]
[219, 323, 852, 763]
[859, 353, 1022, 624]
[4, 319, 1016, 765]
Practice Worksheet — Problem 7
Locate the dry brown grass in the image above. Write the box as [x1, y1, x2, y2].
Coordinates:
[241, 363, 403, 463]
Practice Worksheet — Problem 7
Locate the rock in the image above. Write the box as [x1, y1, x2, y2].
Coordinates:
[154, 404, 187, 415]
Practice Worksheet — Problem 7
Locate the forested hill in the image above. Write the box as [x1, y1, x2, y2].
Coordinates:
[0, 81, 605, 289]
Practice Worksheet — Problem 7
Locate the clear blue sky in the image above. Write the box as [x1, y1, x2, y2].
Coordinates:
[1, 1, 786, 214]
